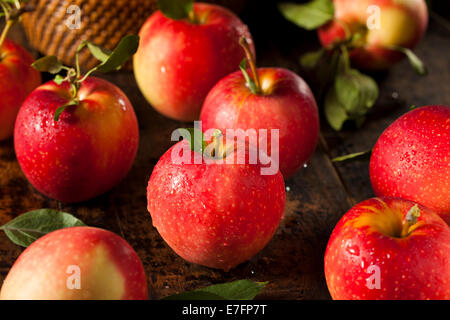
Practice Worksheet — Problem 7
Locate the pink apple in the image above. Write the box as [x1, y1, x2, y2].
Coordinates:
[133, 2, 254, 121]
[0, 227, 148, 300]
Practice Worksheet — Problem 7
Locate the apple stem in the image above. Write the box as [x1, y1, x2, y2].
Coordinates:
[0, 19, 13, 49]
[0, 1, 34, 49]
[188, 7, 198, 24]
[239, 37, 261, 94]
[401, 204, 421, 237]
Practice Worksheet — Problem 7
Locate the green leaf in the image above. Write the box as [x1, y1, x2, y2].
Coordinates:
[0, 209, 85, 247]
[278, 0, 334, 30]
[86, 42, 112, 63]
[54, 99, 79, 121]
[32, 56, 64, 74]
[163, 280, 267, 300]
[53, 74, 65, 85]
[335, 69, 378, 116]
[94, 35, 140, 73]
[324, 88, 348, 131]
[158, 0, 194, 20]
[176, 128, 206, 153]
[239, 59, 258, 94]
[332, 150, 372, 162]
[300, 48, 325, 70]
[391, 46, 427, 76]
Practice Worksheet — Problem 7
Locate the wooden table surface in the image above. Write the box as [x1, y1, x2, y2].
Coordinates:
[0, 2, 449, 300]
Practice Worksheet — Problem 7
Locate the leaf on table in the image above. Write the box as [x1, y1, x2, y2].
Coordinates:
[0, 209, 86, 247]
[163, 280, 268, 300]
[332, 150, 372, 163]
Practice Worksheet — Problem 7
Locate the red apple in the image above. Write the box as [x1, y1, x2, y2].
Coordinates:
[14, 77, 139, 203]
[325, 197, 450, 300]
[0, 226, 148, 300]
[147, 139, 286, 271]
[200, 66, 319, 179]
[133, 2, 254, 121]
[370, 105, 450, 225]
[318, 0, 428, 70]
[0, 38, 41, 140]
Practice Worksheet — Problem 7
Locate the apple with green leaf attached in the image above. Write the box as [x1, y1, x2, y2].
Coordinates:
[14, 36, 140, 203]
[280, 0, 428, 71]
[0, 0, 41, 140]
[134, 0, 254, 121]
[200, 38, 319, 178]
[147, 130, 286, 271]
[325, 197, 450, 300]
[317, 0, 428, 71]
[279, 0, 428, 130]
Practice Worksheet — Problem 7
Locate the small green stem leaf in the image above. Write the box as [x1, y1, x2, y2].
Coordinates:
[163, 280, 268, 300]
[53, 74, 65, 85]
[94, 35, 139, 73]
[332, 150, 372, 163]
[32, 55, 65, 74]
[54, 99, 79, 121]
[176, 128, 206, 154]
[278, 0, 334, 30]
[324, 88, 348, 131]
[86, 42, 112, 63]
[389, 46, 427, 76]
[157, 0, 194, 20]
[0, 209, 85, 247]
[239, 59, 258, 94]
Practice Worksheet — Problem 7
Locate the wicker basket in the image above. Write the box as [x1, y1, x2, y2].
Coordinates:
[21, 0, 247, 70]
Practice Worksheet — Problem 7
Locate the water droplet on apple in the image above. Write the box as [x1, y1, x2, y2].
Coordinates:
[161, 66, 166, 74]
[346, 244, 360, 256]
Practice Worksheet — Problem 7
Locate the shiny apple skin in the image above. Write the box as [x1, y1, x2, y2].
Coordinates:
[0, 227, 148, 300]
[0, 38, 41, 140]
[134, 3, 254, 121]
[200, 68, 319, 178]
[147, 140, 286, 271]
[370, 105, 450, 224]
[318, 0, 428, 70]
[325, 197, 450, 300]
[14, 77, 139, 203]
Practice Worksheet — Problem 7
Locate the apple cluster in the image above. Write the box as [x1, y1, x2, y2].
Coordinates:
[325, 105, 450, 300]
[0, 0, 448, 300]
